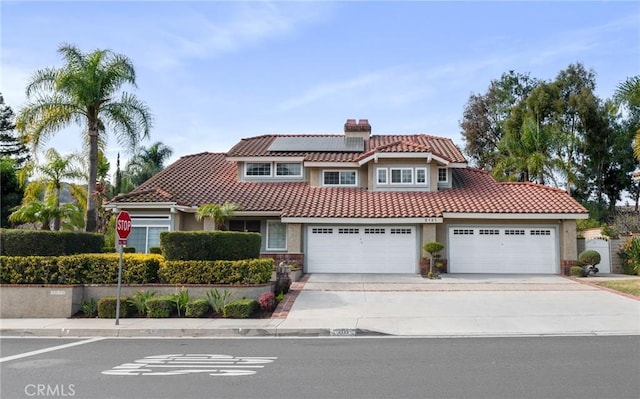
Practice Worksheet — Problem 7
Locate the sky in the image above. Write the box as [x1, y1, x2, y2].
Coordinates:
[2, 0, 639, 177]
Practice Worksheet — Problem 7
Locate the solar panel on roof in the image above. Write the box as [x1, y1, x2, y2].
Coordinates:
[268, 136, 364, 152]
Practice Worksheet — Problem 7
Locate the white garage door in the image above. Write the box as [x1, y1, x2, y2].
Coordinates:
[306, 226, 418, 273]
[448, 226, 557, 273]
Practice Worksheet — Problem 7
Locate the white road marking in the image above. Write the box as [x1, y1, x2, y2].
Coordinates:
[0, 337, 106, 363]
[102, 354, 277, 376]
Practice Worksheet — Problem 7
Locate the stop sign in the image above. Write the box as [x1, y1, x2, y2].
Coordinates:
[116, 211, 132, 240]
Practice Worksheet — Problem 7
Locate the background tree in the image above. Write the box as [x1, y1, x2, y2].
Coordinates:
[15, 43, 153, 232]
[18, 148, 84, 230]
[460, 71, 539, 170]
[0, 94, 30, 168]
[124, 141, 173, 187]
[0, 158, 24, 227]
[613, 76, 640, 159]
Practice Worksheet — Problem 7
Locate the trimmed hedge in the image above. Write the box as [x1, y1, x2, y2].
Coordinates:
[0, 254, 164, 284]
[578, 250, 601, 266]
[146, 296, 175, 318]
[97, 296, 131, 318]
[158, 258, 274, 285]
[223, 298, 258, 318]
[185, 299, 210, 318]
[0, 229, 104, 256]
[160, 231, 261, 261]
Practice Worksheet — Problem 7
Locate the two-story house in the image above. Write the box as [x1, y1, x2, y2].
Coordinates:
[108, 119, 588, 275]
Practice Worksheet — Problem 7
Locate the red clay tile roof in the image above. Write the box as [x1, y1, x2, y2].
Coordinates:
[110, 152, 588, 217]
[227, 134, 467, 164]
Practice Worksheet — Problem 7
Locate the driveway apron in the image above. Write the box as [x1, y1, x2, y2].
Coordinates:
[278, 274, 640, 336]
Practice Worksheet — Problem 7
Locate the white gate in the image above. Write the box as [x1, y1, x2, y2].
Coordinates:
[585, 237, 611, 273]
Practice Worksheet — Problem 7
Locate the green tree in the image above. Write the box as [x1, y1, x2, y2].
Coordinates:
[460, 71, 539, 170]
[19, 148, 84, 230]
[195, 202, 242, 230]
[613, 76, 640, 159]
[8, 196, 83, 231]
[125, 141, 173, 187]
[15, 43, 153, 232]
[0, 157, 24, 227]
[0, 94, 30, 168]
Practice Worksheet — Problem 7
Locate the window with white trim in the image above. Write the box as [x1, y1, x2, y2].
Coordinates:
[276, 162, 302, 177]
[267, 220, 287, 250]
[391, 168, 413, 184]
[323, 170, 357, 186]
[245, 163, 271, 176]
[438, 167, 448, 183]
[377, 168, 388, 184]
[416, 168, 427, 184]
[128, 226, 169, 253]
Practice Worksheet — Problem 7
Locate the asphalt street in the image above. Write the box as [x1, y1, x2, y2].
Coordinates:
[1, 336, 639, 399]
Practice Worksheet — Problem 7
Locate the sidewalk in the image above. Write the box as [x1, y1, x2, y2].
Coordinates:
[1, 274, 639, 338]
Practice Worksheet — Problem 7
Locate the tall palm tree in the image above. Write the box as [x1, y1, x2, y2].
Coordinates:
[20, 148, 84, 230]
[613, 76, 640, 159]
[195, 202, 242, 230]
[15, 43, 153, 232]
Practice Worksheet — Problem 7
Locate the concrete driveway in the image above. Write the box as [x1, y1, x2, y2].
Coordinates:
[278, 274, 640, 336]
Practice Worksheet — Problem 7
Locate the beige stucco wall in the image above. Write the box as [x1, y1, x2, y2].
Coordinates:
[287, 223, 302, 253]
[180, 212, 202, 231]
[421, 224, 437, 257]
[560, 219, 578, 260]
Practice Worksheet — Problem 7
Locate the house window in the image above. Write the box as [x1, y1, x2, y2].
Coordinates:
[323, 170, 357, 186]
[276, 162, 302, 177]
[245, 163, 271, 176]
[438, 168, 448, 183]
[416, 168, 427, 184]
[377, 168, 388, 184]
[267, 220, 287, 250]
[390, 168, 413, 184]
[128, 226, 169, 253]
[229, 220, 261, 233]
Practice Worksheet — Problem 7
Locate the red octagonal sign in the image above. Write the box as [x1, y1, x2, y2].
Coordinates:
[116, 211, 132, 240]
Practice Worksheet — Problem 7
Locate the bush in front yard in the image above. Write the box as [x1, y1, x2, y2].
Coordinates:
[158, 258, 273, 284]
[146, 296, 175, 318]
[618, 237, 640, 275]
[160, 231, 261, 261]
[185, 299, 210, 318]
[578, 250, 601, 267]
[223, 298, 258, 318]
[0, 229, 104, 256]
[97, 296, 131, 318]
[570, 266, 586, 277]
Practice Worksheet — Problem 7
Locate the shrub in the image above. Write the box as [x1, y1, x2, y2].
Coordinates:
[618, 237, 640, 275]
[81, 298, 98, 318]
[206, 289, 231, 314]
[171, 288, 190, 317]
[123, 247, 136, 253]
[97, 296, 131, 318]
[570, 266, 586, 277]
[149, 247, 162, 255]
[223, 298, 258, 319]
[578, 250, 601, 266]
[258, 292, 276, 312]
[158, 258, 273, 285]
[128, 290, 156, 316]
[0, 253, 163, 284]
[0, 229, 103, 256]
[146, 296, 175, 318]
[185, 299, 210, 318]
[160, 231, 261, 261]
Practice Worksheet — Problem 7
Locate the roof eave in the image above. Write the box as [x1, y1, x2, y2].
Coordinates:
[442, 212, 589, 220]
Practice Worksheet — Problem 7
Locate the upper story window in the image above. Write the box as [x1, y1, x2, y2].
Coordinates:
[245, 163, 271, 176]
[244, 162, 302, 178]
[323, 170, 357, 186]
[276, 162, 302, 177]
[438, 167, 448, 183]
[375, 167, 428, 188]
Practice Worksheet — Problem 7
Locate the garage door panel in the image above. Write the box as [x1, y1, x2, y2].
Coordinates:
[307, 226, 417, 273]
[449, 227, 557, 274]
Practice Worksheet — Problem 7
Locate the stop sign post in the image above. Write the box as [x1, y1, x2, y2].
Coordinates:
[116, 211, 132, 246]
[115, 211, 131, 326]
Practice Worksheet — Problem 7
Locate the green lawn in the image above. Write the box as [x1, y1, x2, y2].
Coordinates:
[595, 280, 640, 297]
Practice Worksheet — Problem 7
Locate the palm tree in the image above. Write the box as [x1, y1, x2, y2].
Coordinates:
[20, 148, 84, 230]
[195, 202, 242, 230]
[15, 43, 153, 232]
[125, 141, 173, 186]
[613, 76, 640, 159]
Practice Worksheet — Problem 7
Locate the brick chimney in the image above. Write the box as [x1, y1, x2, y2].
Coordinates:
[344, 119, 371, 139]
